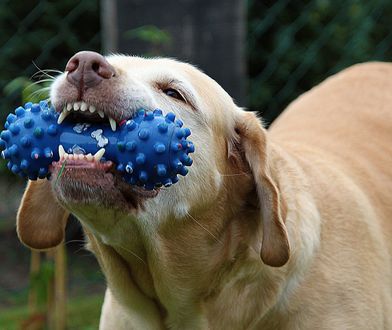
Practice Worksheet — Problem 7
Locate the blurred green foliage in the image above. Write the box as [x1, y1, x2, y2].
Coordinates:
[247, 0, 392, 124]
[124, 25, 172, 56]
[0, 0, 100, 123]
[124, 25, 172, 46]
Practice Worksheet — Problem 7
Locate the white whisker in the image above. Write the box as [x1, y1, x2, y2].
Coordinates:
[31, 62, 62, 80]
[219, 172, 250, 177]
[29, 78, 55, 85]
[186, 212, 223, 245]
[117, 245, 146, 265]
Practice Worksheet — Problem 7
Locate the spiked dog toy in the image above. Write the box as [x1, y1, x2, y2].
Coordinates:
[0, 101, 194, 190]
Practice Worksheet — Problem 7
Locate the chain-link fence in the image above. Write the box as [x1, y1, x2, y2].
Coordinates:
[248, 0, 392, 124]
[2, 0, 392, 127]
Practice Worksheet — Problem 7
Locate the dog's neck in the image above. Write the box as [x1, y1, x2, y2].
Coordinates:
[81, 140, 321, 328]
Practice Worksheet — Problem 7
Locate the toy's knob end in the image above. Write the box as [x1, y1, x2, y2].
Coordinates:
[0, 130, 11, 142]
[135, 153, 146, 165]
[125, 162, 134, 174]
[157, 164, 167, 177]
[6, 113, 17, 124]
[154, 143, 166, 154]
[11, 164, 20, 174]
[163, 178, 173, 187]
[9, 123, 21, 135]
[153, 109, 163, 116]
[165, 112, 176, 122]
[15, 107, 26, 117]
[139, 171, 148, 183]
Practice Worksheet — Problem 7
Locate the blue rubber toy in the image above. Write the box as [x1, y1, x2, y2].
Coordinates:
[0, 101, 194, 190]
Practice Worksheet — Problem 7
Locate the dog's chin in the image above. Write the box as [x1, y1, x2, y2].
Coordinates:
[49, 159, 159, 212]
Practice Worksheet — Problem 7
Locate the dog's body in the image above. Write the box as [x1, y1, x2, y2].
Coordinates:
[16, 56, 392, 329]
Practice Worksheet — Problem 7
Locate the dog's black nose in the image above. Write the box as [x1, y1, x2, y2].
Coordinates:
[65, 51, 116, 89]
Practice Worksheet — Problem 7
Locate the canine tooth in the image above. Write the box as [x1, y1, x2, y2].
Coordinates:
[86, 153, 94, 161]
[58, 145, 65, 159]
[80, 102, 88, 111]
[57, 111, 70, 124]
[94, 148, 106, 161]
[73, 102, 80, 110]
[89, 105, 96, 113]
[109, 117, 117, 131]
[98, 110, 104, 118]
[66, 103, 73, 111]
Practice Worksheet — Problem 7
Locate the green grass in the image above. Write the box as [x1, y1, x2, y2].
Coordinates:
[0, 294, 103, 330]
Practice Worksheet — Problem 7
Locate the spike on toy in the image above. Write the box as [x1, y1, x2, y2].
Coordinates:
[0, 101, 194, 190]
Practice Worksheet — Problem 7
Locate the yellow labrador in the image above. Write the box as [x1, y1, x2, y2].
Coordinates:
[17, 53, 392, 329]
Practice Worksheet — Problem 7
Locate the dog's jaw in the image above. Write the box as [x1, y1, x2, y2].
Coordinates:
[50, 163, 158, 213]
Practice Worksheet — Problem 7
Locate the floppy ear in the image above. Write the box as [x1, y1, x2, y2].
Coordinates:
[17, 179, 69, 250]
[235, 112, 290, 267]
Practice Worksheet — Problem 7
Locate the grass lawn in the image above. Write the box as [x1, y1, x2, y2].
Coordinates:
[0, 294, 104, 330]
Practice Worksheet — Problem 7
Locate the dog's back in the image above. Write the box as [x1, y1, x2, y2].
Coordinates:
[267, 62, 392, 327]
[270, 62, 392, 247]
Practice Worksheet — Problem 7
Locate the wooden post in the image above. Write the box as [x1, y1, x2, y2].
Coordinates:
[28, 250, 41, 314]
[46, 249, 55, 329]
[54, 243, 67, 330]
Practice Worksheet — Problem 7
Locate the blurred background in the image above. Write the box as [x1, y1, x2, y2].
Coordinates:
[1, 0, 391, 328]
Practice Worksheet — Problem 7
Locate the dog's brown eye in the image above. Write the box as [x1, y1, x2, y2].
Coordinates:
[163, 88, 185, 102]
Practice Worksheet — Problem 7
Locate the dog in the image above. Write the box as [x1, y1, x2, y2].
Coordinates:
[16, 52, 392, 329]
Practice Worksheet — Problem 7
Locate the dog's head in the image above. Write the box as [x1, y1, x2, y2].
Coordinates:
[17, 52, 289, 267]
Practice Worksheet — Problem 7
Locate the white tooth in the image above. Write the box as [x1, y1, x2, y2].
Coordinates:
[109, 117, 117, 131]
[58, 145, 65, 159]
[86, 153, 94, 161]
[89, 105, 96, 113]
[98, 110, 104, 118]
[66, 103, 72, 111]
[80, 102, 88, 111]
[63, 153, 69, 159]
[94, 148, 106, 161]
[57, 111, 70, 124]
[68, 154, 75, 160]
[78, 154, 85, 160]
[73, 102, 80, 110]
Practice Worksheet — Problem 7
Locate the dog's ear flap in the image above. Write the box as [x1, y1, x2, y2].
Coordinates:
[17, 179, 69, 250]
[235, 112, 290, 267]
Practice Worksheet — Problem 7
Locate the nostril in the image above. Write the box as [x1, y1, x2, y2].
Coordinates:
[95, 61, 116, 79]
[91, 61, 100, 72]
[65, 58, 79, 73]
